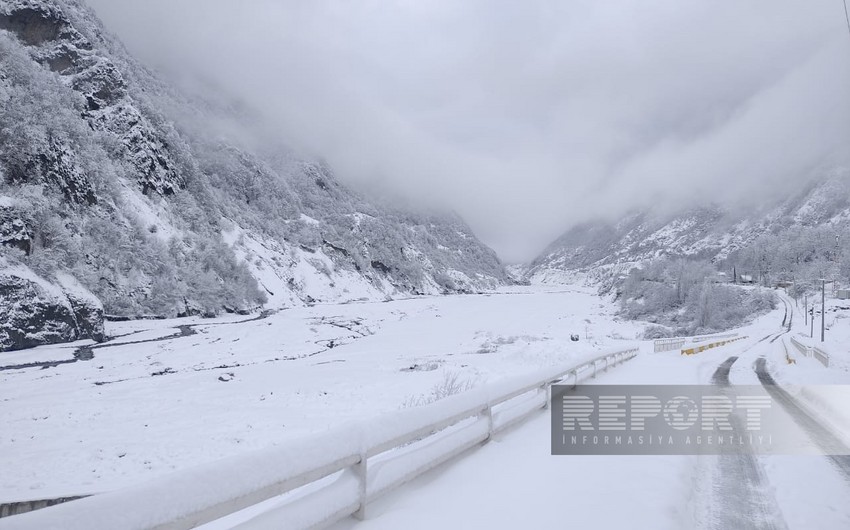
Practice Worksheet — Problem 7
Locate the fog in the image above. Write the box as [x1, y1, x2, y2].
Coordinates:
[86, 0, 850, 262]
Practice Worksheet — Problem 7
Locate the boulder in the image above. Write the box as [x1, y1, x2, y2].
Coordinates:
[0, 259, 104, 352]
[55, 272, 105, 342]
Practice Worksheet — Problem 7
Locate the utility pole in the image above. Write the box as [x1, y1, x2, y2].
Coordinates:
[811, 299, 815, 339]
[822, 278, 826, 343]
[836, 234, 841, 297]
[804, 295, 808, 326]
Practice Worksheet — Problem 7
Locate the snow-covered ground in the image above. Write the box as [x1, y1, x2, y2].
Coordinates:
[0, 285, 642, 502]
[789, 294, 850, 374]
[327, 292, 850, 530]
[4, 283, 850, 529]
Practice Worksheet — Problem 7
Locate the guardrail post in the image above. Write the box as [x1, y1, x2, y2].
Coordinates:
[354, 454, 368, 520]
[592, 360, 597, 378]
[542, 383, 551, 410]
[480, 405, 495, 444]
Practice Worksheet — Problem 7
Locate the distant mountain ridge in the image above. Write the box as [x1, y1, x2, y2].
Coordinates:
[0, 0, 507, 350]
[528, 169, 850, 281]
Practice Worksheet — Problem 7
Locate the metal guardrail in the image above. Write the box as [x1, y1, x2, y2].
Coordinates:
[691, 333, 739, 344]
[2, 348, 639, 530]
[813, 347, 830, 368]
[653, 338, 686, 353]
[789, 335, 807, 357]
[681, 336, 748, 356]
[790, 335, 831, 368]
[654, 333, 740, 353]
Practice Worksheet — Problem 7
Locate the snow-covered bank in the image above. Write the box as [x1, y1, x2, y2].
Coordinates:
[0, 285, 642, 500]
[5, 283, 850, 529]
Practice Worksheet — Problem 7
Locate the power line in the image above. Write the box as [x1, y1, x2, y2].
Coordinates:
[844, 0, 850, 39]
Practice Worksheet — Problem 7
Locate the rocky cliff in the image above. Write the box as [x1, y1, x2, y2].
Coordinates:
[0, 0, 507, 350]
[0, 258, 103, 351]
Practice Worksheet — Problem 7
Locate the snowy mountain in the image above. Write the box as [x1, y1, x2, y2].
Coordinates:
[0, 0, 507, 350]
[528, 169, 850, 281]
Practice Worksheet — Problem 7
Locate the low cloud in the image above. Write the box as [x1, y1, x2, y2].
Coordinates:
[86, 0, 850, 261]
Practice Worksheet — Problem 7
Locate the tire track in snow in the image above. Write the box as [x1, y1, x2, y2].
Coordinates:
[754, 357, 850, 481]
[705, 356, 786, 530]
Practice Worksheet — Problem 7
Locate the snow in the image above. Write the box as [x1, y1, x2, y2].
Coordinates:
[328, 348, 706, 530]
[3, 284, 850, 529]
[220, 223, 398, 308]
[53, 272, 102, 310]
[118, 175, 180, 242]
[0, 424, 364, 530]
[330, 417, 694, 530]
[0, 258, 68, 306]
[299, 213, 321, 226]
[349, 212, 373, 227]
[0, 285, 642, 502]
[323, 297, 850, 529]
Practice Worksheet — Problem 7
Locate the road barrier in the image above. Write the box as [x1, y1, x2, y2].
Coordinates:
[3, 348, 639, 530]
[789, 336, 807, 357]
[790, 335, 830, 368]
[681, 336, 748, 356]
[813, 347, 830, 368]
[691, 333, 739, 344]
[654, 332, 740, 353]
[653, 338, 686, 353]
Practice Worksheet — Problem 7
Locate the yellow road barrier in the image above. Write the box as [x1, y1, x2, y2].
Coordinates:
[681, 336, 748, 356]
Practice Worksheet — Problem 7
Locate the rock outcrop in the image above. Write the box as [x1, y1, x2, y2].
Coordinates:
[0, 259, 104, 352]
[0, 0, 183, 197]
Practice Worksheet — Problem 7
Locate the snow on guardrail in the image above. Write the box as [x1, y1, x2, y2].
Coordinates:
[790, 335, 830, 368]
[1, 348, 639, 530]
[691, 333, 739, 343]
[653, 338, 686, 353]
[653, 332, 740, 353]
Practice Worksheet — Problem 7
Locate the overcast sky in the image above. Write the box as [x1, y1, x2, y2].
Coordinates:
[86, 0, 850, 262]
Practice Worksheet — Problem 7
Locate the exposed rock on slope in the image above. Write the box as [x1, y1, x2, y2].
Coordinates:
[0, 0, 507, 345]
[0, 258, 103, 351]
[0, 0, 182, 196]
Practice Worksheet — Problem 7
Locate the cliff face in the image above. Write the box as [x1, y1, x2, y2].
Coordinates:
[0, 0, 183, 198]
[0, 258, 103, 351]
[0, 0, 507, 350]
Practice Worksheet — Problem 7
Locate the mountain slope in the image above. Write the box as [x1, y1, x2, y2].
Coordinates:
[528, 169, 850, 282]
[0, 0, 507, 349]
